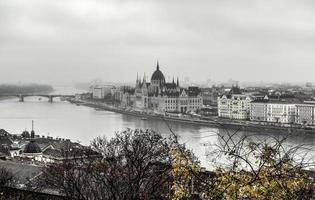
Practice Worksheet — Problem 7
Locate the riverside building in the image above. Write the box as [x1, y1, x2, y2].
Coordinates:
[295, 101, 315, 125]
[250, 99, 297, 124]
[266, 103, 296, 123]
[217, 85, 252, 120]
[92, 85, 115, 100]
[250, 100, 268, 121]
[217, 94, 252, 120]
[122, 62, 203, 114]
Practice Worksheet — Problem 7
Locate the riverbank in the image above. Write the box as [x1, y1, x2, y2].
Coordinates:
[69, 99, 315, 135]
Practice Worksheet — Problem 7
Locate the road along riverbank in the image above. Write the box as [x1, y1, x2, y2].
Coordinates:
[69, 99, 315, 135]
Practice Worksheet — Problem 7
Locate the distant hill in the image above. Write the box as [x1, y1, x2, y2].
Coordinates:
[0, 129, 11, 137]
[0, 84, 54, 94]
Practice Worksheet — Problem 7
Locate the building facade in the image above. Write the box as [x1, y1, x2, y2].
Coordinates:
[200, 88, 220, 106]
[217, 94, 252, 120]
[249, 96, 269, 121]
[250, 100, 296, 124]
[122, 62, 203, 114]
[266, 103, 296, 123]
[250, 101, 268, 121]
[92, 85, 114, 99]
[295, 102, 315, 125]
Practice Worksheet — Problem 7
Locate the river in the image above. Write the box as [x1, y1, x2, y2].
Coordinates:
[0, 86, 315, 168]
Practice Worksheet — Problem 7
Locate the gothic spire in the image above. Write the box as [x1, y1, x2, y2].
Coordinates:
[177, 77, 179, 87]
[31, 120, 35, 139]
[136, 72, 139, 84]
[157, 60, 159, 71]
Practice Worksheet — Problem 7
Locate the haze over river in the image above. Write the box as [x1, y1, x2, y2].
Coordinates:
[1, 86, 315, 168]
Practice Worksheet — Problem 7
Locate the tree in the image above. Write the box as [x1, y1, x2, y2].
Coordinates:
[0, 167, 15, 188]
[194, 132, 315, 200]
[0, 166, 15, 200]
[170, 144, 200, 200]
[21, 130, 30, 138]
[34, 129, 185, 200]
[90, 128, 174, 200]
[32, 127, 315, 199]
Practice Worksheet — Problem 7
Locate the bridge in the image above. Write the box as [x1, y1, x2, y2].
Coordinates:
[0, 94, 75, 103]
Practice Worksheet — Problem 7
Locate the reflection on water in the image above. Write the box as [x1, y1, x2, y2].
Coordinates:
[0, 97, 216, 167]
[0, 93, 315, 168]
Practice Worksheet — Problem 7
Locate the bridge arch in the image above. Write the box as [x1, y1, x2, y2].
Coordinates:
[22, 95, 51, 102]
[0, 94, 74, 103]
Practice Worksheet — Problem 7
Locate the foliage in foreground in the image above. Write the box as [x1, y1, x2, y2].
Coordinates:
[184, 133, 315, 200]
[30, 129, 314, 200]
[33, 129, 185, 199]
[0, 167, 14, 187]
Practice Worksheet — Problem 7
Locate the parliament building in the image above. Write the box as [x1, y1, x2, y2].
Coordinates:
[127, 62, 203, 114]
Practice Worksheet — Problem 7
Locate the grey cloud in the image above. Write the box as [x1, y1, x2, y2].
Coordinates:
[1, 0, 315, 85]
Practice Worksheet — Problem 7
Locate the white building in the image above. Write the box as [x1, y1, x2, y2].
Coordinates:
[218, 94, 252, 120]
[250, 99, 297, 124]
[266, 103, 296, 123]
[152, 87, 203, 114]
[217, 95, 231, 118]
[250, 101, 268, 121]
[92, 85, 114, 99]
[295, 102, 315, 125]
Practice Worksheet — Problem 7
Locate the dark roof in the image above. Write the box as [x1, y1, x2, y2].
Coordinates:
[220, 94, 231, 98]
[251, 99, 269, 103]
[251, 99, 300, 104]
[123, 88, 135, 95]
[187, 87, 201, 97]
[0, 137, 13, 147]
[164, 83, 177, 89]
[43, 148, 62, 158]
[161, 91, 180, 97]
[151, 63, 165, 82]
[229, 85, 242, 95]
[24, 140, 42, 154]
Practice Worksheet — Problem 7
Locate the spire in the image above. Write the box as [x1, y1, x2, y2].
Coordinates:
[177, 77, 179, 87]
[31, 120, 35, 139]
[172, 76, 175, 84]
[136, 72, 139, 84]
[143, 73, 146, 82]
[157, 60, 159, 71]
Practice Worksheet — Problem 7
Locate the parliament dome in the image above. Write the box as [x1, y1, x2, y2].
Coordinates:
[151, 61, 165, 83]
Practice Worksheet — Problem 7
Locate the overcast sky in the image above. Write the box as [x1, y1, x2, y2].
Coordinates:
[1, 0, 315, 85]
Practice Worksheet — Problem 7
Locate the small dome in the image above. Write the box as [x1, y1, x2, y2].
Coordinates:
[24, 140, 41, 154]
[151, 62, 165, 83]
